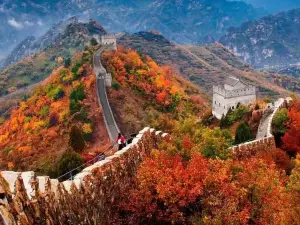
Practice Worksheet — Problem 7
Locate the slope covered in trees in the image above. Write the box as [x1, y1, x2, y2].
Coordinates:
[112, 98, 300, 224]
[0, 48, 110, 174]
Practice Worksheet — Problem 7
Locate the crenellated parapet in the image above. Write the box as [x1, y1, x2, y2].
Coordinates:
[213, 85, 256, 99]
[0, 127, 169, 224]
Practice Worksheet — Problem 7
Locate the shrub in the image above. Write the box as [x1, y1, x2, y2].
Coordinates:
[69, 99, 81, 115]
[70, 83, 85, 102]
[69, 83, 85, 115]
[82, 123, 93, 141]
[56, 151, 84, 179]
[200, 128, 233, 159]
[272, 108, 288, 136]
[69, 126, 85, 152]
[24, 117, 31, 123]
[64, 58, 71, 68]
[112, 81, 121, 90]
[40, 106, 50, 117]
[47, 85, 64, 101]
[49, 112, 59, 127]
[90, 38, 98, 46]
[234, 122, 253, 145]
[71, 63, 82, 79]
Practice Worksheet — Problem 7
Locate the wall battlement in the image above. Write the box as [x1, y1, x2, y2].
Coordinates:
[213, 85, 256, 99]
[0, 127, 169, 224]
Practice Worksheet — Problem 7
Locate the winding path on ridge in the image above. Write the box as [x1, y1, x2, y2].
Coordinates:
[93, 45, 120, 143]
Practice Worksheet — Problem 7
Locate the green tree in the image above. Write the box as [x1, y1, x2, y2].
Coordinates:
[234, 122, 253, 145]
[70, 83, 85, 102]
[90, 38, 98, 46]
[57, 150, 84, 179]
[272, 108, 288, 136]
[69, 126, 85, 152]
[64, 58, 71, 68]
[47, 85, 64, 100]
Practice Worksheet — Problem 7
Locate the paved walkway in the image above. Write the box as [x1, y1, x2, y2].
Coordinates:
[93, 45, 120, 142]
[256, 98, 285, 139]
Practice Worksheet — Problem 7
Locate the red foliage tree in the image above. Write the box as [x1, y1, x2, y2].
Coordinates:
[282, 100, 300, 154]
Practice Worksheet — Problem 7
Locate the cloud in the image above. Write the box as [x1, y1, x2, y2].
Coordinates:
[8, 18, 24, 29]
[24, 21, 34, 26]
[37, 20, 43, 26]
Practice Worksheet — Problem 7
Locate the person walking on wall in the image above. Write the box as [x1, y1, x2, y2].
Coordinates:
[116, 133, 126, 150]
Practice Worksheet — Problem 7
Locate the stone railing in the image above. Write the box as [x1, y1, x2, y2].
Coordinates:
[0, 127, 169, 224]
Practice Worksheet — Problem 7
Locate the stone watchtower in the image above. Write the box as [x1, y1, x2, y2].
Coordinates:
[212, 76, 256, 120]
[101, 35, 117, 50]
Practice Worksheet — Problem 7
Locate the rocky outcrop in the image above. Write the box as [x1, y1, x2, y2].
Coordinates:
[220, 8, 300, 69]
[0, 127, 169, 224]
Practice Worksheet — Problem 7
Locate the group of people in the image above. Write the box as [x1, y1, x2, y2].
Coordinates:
[116, 133, 126, 150]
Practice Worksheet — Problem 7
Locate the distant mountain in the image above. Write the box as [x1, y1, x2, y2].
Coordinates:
[118, 31, 291, 96]
[219, 8, 300, 69]
[0, 18, 107, 98]
[0, 0, 265, 60]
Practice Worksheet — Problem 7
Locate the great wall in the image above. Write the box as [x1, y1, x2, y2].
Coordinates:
[231, 97, 292, 159]
[0, 128, 169, 224]
[0, 37, 294, 224]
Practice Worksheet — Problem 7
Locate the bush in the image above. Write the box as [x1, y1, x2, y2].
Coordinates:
[112, 81, 121, 90]
[90, 38, 98, 46]
[69, 99, 81, 115]
[69, 126, 85, 152]
[272, 108, 289, 136]
[49, 112, 59, 127]
[221, 105, 249, 128]
[234, 122, 253, 145]
[71, 63, 82, 79]
[70, 83, 85, 102]
[47, 85, 64, 100]
[40, 106, 49, 117]
[64, 58, 71, 68]
[57, 151, 84, 179]
[69, 83, 85, 115]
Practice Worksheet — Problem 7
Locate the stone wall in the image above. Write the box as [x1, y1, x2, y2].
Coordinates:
[230, 97, 292, 159]
[0, 127, 169, 225]
[231, 137, 276, 159]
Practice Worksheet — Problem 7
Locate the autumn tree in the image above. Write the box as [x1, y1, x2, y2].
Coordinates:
[57, 150, 84, 179]
[282, 100, 300, 154]
[69, 126, 85, 152]
[235, 122, 253, 145]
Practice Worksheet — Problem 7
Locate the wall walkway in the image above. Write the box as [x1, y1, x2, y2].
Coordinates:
[0, 128, 169, 224]
[93, 44, 119, 142]
[231, 97, 292, 158]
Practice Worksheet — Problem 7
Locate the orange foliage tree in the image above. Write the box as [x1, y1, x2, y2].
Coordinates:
[102, 48, 182, 110]
[282, 99, 300, 154]
[118, 152, 287, 224]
